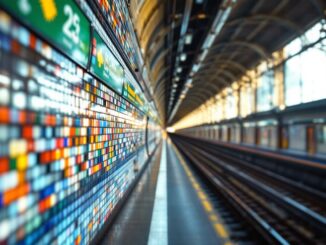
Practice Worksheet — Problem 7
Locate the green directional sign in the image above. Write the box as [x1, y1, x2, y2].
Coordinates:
[135, 93, 145, 108]
[122, 79, 146, 110]
[0, 0, 91, 67]
[122, 80, 137, 105]
[91, 31, 124, 94]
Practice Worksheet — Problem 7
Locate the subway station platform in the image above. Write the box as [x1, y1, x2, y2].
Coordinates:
[100, 138, 230, 245]
[0, 1, 325, 245]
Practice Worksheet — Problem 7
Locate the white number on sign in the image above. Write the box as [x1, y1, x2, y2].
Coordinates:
[19, 0, 31, 14]
[63, 5, 80, 44]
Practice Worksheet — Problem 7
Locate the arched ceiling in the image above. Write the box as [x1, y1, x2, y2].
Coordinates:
[129, 0, 325, 126]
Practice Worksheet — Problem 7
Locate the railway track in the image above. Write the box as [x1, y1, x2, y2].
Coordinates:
[171, 135, 326, 244]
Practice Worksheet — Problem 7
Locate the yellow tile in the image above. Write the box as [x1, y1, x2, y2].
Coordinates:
[17, 155, 28, 171]
[55, 149, 61, 160]
[17, 172, 25, 184]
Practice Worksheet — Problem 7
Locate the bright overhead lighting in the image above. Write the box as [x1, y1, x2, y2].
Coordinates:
[185, 33, 193, 45]
[199, 49, 208, 62]
[174, 76, 180, 82]
[166, 127, 175, 133]
[180, 53, 187, 61]
[168, 0, 237, 125]
[186, 78, 193, 88]
[203, 34, 216, 49]
[177, 67, 182, 73]
[192, 64, 200, 73]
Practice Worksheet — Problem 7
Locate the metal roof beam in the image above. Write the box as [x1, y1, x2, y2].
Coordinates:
[225, 14, 308, 45]
[209, 41, 270, 60]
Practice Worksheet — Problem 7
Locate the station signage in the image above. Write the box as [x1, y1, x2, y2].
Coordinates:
[91, 31, 124, 94]
[0, 0, 91, 67]
[122, 80, 137, 105]
[122, 80, 145, 109]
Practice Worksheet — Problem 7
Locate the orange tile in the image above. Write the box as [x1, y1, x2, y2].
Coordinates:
[75, 235, 81, 245]
[18, 110, 26, 123]
[88, 222, 93, 231]
[70, 127, 75, 136]
[0, 107, 9, 123]
[17, 172, 25, 184]
[3, 183, 29, 205]
[22, 126, 33, 139]
[0, 158, 9, 174]
[27, 140, 35, 152]
[11, 39, 21, 54]
[40, 151, 51, 164]
[50, 115, 56, 126]
[29, 34, 37, 49]
[39, 199, 46, 213]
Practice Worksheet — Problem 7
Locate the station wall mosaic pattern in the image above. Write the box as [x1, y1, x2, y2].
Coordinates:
[0, 10, 147, 245]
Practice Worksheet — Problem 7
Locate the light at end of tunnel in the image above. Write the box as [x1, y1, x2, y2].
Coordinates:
[279, 104, 286, 110]
[166, 127, 175, 133]
[162, 130, 167, 139]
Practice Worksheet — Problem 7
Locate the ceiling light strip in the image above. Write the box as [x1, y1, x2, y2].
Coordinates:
[168, 0, 237, 124]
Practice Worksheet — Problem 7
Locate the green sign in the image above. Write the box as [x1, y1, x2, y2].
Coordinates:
[91, 31, 124, 94]
[122, 80, 145, 109]
[0, 0, 91, 67]
[135, 93, 145, 108]
[122, 80, 137, 105]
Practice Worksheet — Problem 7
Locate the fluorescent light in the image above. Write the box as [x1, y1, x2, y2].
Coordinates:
[185, 33, 193, 45]
[199, 49, 208, 62]
[168, 0, 237, 125]
[192, 64, 200, 73]
[203, 34, 216, 49]
[177, 67, 182, 73]
[180, 53, 187, 61]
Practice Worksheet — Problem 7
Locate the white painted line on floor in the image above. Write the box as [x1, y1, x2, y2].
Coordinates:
[148, 140, 168, 245]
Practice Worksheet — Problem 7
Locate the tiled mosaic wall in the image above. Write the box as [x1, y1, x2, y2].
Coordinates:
[0, 10, 148, 245]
